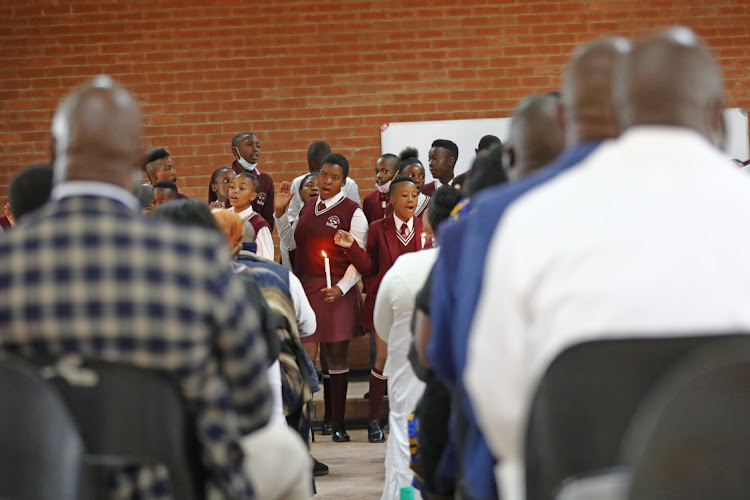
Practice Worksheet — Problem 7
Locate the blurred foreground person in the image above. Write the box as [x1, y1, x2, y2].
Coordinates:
[0, 76, 272, 498]
[466, 27, 750, 500]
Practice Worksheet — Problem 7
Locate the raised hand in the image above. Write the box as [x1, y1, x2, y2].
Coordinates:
[274, 181, 293, 217]
[334, 230, 354, 248]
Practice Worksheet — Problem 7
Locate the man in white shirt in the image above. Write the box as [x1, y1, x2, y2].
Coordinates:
[374, 247, 437, 500]
[465, 26, 750, 499]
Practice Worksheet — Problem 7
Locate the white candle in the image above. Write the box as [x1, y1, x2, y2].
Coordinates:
[322, 251, 332, 289]
[421, 232, 426, 249]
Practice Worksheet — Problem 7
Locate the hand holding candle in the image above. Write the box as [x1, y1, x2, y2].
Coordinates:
[322, 251, 332, 289]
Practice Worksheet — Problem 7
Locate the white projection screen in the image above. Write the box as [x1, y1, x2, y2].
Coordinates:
[380, 108, 749, 183]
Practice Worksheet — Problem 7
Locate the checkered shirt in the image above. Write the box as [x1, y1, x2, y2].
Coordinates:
[0, 195, 271, 499]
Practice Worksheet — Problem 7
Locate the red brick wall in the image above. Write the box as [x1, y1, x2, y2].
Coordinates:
[2, 0, 750, 201]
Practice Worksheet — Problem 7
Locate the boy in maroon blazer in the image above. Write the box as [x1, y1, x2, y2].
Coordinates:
[362, 154, 400, 223]
[334, 177, 424, 442]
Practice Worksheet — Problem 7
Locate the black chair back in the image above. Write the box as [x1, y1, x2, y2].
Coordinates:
[0, 357, 88, 500]
[42, 359, 206, 500]
[623, 340, 750, 500]
[524, 334, 750, 500]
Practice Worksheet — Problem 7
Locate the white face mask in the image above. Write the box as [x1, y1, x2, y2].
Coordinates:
[236, 155, 257, 171]
[234, 147, 258, 171]
[376, 179, 392, 194]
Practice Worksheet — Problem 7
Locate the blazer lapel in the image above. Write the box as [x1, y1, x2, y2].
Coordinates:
[382, 217, 400, 265]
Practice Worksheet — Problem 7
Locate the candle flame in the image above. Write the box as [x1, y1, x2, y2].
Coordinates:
[421, 232, 426, 237]
[322, 251, 327, 258]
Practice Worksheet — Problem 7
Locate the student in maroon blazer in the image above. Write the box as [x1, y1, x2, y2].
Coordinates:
[362, 153, 400, 224]
[334, 177, 424, 442]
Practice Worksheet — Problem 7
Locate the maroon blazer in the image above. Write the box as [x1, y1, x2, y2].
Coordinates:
[346, 215, 424, 330]
[362, 189, 394, 224]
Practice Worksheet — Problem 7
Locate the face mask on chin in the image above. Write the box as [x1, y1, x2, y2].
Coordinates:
[376, 179, 392, 194]
[236, 155, 258, 171]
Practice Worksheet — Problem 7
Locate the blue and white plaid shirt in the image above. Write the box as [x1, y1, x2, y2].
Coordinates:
[0, 183, 271, 499]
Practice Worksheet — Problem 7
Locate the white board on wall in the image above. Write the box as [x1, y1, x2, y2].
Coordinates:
[380, 118, 512, 183]
[380, 108, 749, 183]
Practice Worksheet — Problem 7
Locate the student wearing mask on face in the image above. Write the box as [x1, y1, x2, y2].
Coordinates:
[275, 153, 368, 443]
[362, 154, 400, 223]
[335, 177, 425, 444]
[398, 147, 431, 219]
[227, 132, 275, 230]
[208, 166, 235, 209]
[423, 140, 459, 198]
[228, 173, 275, 261]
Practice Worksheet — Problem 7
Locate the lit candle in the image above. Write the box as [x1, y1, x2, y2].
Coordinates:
[322, 251, 332, 289]
[421, 232, 426, 249]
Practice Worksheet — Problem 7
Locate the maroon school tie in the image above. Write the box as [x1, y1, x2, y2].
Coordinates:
[400, 223, 409, 237]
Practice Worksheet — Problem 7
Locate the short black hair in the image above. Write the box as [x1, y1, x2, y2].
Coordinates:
[398, 146, 422, 173]
[231, 132, 256, 148]
[151, 199, 220, 232]
[477, 135, 501, 152]
[321, 153, 349, 178]
[307, 141, 331, 160]
[8, 163, 54, 221]
[299, 172, 319, 193]
[153, 180, 178, 194]
[144, 147, 170, 166]
[467, 143, 507, 196]
[431, 139, 459, 161]
[388, 176, 417, 196]
[234, 171, 260, 191]
[380, 153, 400, 166]
[428, 185, 463, 239]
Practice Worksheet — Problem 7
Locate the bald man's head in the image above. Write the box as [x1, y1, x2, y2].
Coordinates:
[504, 93, 565, 181]
[52, 75, 143, 189]
[562, 36, 630, 146]
[615, 26, 726, 147]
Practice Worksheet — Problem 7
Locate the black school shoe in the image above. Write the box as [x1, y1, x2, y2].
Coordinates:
[320, 419, 332, 435]
[331, 423, 350, 442]
[312, 457, 329, 476]
[368, 420, 385, 443]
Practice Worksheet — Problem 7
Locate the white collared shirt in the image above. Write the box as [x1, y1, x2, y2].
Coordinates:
[51, 181, 141, 212]
[393, 213, 413, 235]
[230, 206, 275, 261]
[464, 126, 750, 499]
[276, 190, 368, 294]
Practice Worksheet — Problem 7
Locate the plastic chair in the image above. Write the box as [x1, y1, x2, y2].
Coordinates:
[0, 356, 88, 500]
[524, 334, 750, 500]
[622, 340, 750, 500]
[40, 358, 206, 500]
